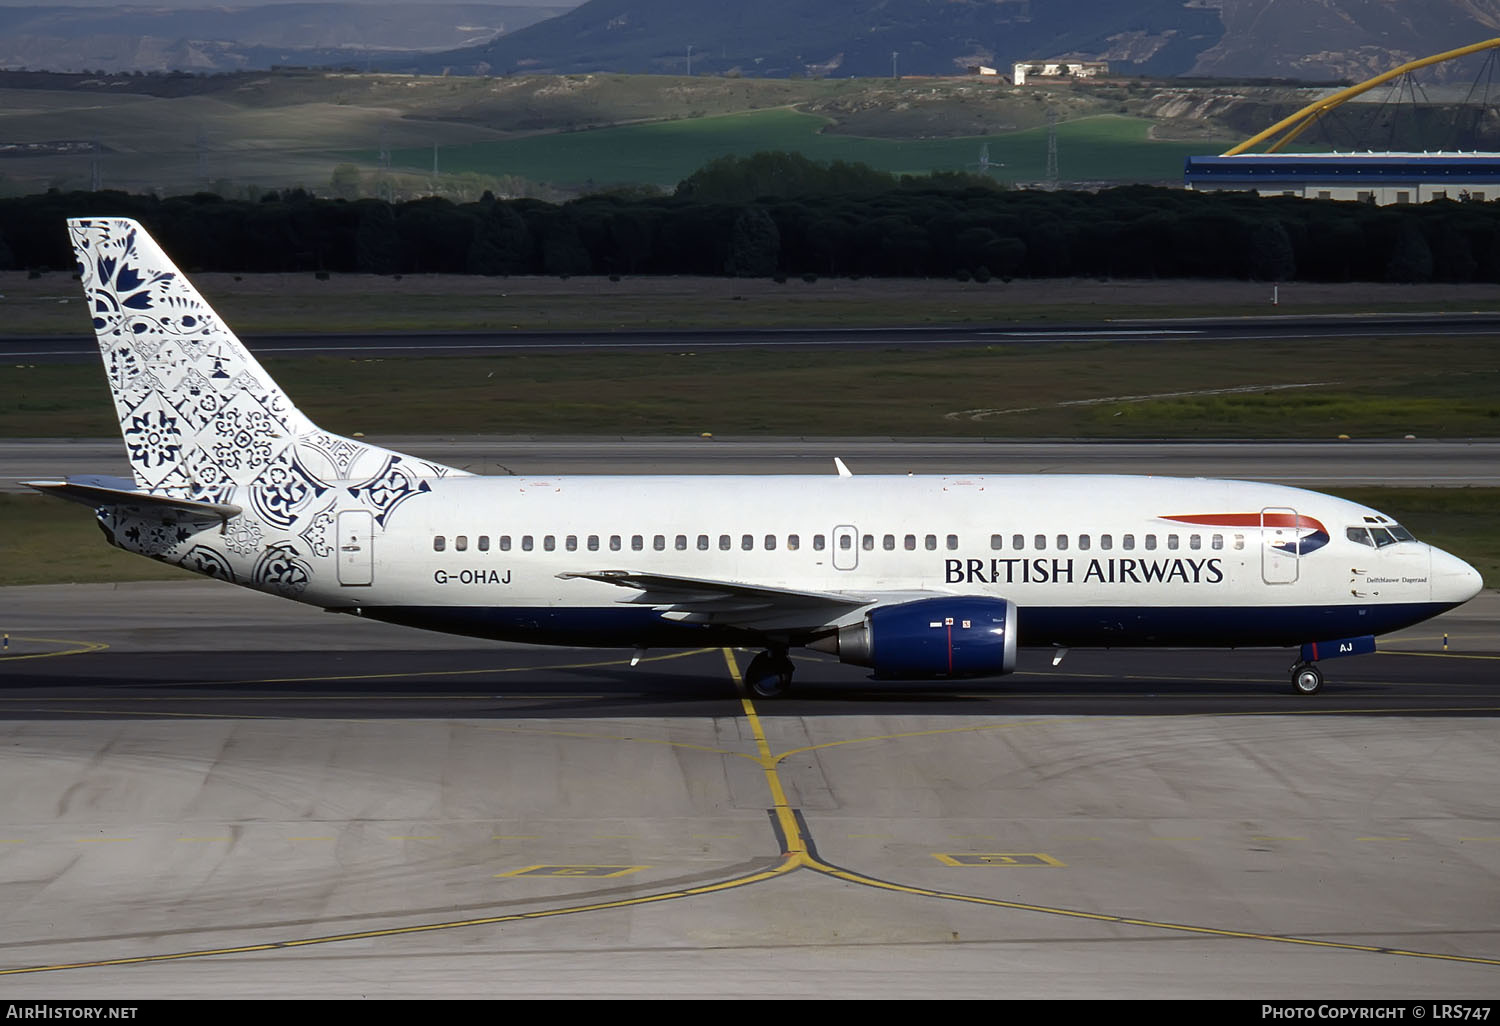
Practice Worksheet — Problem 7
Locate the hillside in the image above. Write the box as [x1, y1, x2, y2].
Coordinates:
[0, 3, 574, 73]
[1194, 0, 1500, 83]
[407, 0, 1223, 78]
[402, 0, 1500, 84]
[8, 1, 1500, 84]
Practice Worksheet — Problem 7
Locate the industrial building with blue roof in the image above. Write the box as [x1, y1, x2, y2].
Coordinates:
[1184, 153, 1500, 205]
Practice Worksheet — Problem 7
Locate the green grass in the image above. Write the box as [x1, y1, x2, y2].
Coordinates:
[7, 336, 1499, 440]
[382, 110, 1221, 187]
[5, 488, 1493, 588]
[0, 494, 191, 586]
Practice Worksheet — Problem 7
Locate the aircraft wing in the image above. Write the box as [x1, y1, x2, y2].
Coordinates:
[556, 569, 920, 631]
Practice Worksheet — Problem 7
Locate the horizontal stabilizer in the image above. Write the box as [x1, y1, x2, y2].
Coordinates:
[24, 476, 242, 521]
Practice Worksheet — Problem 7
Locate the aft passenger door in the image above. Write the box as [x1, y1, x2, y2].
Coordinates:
[338, 509, 374, 586]
[1261, 506, 1299, 585]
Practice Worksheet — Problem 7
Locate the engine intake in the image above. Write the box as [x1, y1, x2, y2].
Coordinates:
[811, 596, 1018, 680]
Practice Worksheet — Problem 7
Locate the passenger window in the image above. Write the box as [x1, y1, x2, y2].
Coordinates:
[653, 535, 665, 551]
[544, 536, 556, 552]
[500, 536, 512, 552]
[925, 535, 937, 551]
[990, 534, 1003, 550]
[1144, 534, 1156, 551]
[455, 535, 468, 552]
[1211, 534, 1223, 550]
[862, 535, 874, 550]
[1189, 534, 1201, 551]
[906, 534, 917, 551]
[946, 535, 959, 550]
[1033, 534, 1046, 550]
[814, 535, 826, 551]
[1167, 534, 1179, 551]
[882, 534, 895, 551]
[609, 535, 621, 551]
[787, 535, 800, 551]
[1101, 535, 1113, 550]
[631, 535, 643, 551]
[1122, 534, 1135, 551]
[522, 535, 534, 551]
[719, 534, 731, 551]
[478, 536, 490, 552]
[697, 535, 709, 551]
[1012, 534, 1024, 550]
[587, 535, 598, 551]
[743, 534, 754, 551]
[765, 535, 777, 551]
[838, 535, 852, 550]
[1078, 534, 1091, 551]
[433, 535, 446, 552]
[674, 535, 687, 551]
[565, 535, 577, 551]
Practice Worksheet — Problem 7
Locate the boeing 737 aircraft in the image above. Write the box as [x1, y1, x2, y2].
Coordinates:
[27, 218, 1484, 697]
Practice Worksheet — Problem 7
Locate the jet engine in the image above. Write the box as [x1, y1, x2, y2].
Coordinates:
[809, 596, 1017, 680]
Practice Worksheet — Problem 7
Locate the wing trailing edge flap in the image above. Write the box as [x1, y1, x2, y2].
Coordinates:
[24, 476, 242, 523]
[557, 569, 931, 630]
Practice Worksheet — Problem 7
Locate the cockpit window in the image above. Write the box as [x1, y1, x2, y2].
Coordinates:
[1348, 523, 1417, 547]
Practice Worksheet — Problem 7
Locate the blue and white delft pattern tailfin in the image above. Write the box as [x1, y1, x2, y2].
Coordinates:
[69, 216, 468, 502]
[66, 217, 468, 592]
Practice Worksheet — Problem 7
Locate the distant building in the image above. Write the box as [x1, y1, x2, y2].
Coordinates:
[1011, 60, 1108, 86]
[1184, 153, 1500, 205]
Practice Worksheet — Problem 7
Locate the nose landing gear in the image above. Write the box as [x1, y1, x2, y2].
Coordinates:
[1288, 635, 1375, 695]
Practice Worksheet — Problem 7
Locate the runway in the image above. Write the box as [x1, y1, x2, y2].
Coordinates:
[2, 581, 1497, 997]
[5, 436, 1499, 492]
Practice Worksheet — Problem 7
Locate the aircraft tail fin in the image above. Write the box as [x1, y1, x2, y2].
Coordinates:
[67, 217, 467, 506]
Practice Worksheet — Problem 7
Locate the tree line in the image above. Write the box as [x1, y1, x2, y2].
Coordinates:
[1, 152, 1496, 284]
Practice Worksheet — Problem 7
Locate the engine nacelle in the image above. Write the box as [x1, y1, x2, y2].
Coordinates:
[811, 596, 1018, 680]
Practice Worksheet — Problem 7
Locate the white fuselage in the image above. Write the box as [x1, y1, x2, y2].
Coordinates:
[237, 472, 1478, 651]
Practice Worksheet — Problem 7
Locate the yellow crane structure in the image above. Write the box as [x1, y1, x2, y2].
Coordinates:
[1223, 38, 1500, 156]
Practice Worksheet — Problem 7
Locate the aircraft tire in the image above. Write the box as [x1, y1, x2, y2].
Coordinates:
[745, 651, 794, 698]
[1291, 663, 1324, 696]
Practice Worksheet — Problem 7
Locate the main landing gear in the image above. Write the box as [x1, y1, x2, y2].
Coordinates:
[1290, 661, 1324, 696]
[744, 648, 796, 698]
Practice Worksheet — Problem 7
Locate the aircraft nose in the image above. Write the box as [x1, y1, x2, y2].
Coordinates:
[1431, 546, 1484, 605]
